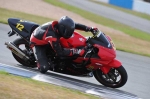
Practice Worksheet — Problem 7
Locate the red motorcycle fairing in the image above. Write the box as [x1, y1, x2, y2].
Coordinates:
[107, 59, 122, 67]
[86, 58, 122, 74]
[61, 32, 122, 74]
[73, 57, 121, 74]
[94, 44, 116, 61]
[60, 31, 86, 48]
[86, 44, 121, 74]
[73, 43, 122, 74]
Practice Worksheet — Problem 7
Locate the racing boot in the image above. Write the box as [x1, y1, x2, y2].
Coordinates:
[37, 58, 49, 74]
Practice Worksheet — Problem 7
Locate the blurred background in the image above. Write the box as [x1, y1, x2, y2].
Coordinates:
[97, 0, 150, 15]
[0, 0, 150, 99]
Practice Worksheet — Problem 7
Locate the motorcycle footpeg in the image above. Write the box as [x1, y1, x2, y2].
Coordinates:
[8, 30, 15, 37]
[86, 72, 93, 77]
[80, 72, 93, 77]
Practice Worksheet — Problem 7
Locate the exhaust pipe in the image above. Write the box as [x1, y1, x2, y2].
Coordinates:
[5, 42, 29, 60]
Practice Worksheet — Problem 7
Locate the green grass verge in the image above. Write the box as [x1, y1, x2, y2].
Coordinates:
[0, 8, 53, 25]
[44, 0, 150, 41]
[89, 0, 150, 21]
[0, 71, 99, 99]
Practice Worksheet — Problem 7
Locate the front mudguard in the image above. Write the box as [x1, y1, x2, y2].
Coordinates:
[100, 59, 122, 74]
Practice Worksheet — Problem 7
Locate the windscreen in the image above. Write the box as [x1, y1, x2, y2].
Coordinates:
[89, 32, 112, 49]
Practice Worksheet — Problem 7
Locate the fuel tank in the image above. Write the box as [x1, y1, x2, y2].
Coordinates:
[60, 32, 86, 48]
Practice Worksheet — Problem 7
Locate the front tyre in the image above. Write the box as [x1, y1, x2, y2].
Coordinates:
[93, 66, 128, 88]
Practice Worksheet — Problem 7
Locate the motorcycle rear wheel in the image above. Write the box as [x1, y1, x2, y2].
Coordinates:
[93, 66, 128, 88]
[12, 38, 36, 67]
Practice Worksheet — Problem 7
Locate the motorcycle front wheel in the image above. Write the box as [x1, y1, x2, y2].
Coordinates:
[93, 66, 128, 88]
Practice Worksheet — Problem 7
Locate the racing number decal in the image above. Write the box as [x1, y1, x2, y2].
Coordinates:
[16, 23, 24, 31]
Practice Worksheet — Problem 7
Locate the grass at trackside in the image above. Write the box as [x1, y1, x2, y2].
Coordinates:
[89, 0, 150, 21]
[0, 71, 99, 99]
[44, 0, 150, 42]
[0, 8, 53, 25]
[0, 7, 150, 57]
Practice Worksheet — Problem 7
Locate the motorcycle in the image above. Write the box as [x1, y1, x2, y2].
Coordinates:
[5, 18, 128, 88]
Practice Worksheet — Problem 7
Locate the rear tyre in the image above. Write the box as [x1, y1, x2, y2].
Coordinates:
[12, 38, 36, 67]
[93, 66, 128, 88]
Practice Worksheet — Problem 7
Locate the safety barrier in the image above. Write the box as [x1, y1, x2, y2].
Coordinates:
[95, 0, 150, 15]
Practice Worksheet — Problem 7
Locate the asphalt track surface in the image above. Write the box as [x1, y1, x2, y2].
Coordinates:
[60, 0, 150, 34]
[0, 23, 150, 99]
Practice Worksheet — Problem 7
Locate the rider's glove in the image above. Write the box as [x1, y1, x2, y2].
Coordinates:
[71, 48, 85, 56]
[87, 27, 99, 36]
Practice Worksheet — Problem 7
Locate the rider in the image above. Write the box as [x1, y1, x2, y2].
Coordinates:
[30, 16, 98, 73]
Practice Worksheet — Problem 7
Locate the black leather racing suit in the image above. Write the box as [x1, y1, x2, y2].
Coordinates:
[30, 21, 90, 73]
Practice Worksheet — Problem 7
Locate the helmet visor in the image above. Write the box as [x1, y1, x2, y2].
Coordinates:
[58, 25, 74, 39]
[63, 29, 74, 39]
